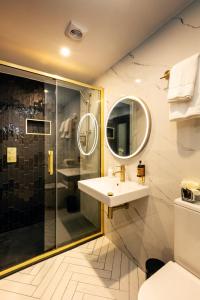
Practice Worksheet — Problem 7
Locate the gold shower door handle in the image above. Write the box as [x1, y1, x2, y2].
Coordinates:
[48, 150, 53, 175]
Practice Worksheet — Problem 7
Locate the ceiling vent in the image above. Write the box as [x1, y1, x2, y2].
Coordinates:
[65, 21, 88, 41]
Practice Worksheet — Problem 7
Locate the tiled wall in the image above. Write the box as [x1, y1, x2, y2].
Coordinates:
[95, 0, 200, 270]
[0, 72, 56, 234]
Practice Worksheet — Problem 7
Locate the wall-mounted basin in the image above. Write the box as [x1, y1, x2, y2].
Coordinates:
[78, 177, 149, 207]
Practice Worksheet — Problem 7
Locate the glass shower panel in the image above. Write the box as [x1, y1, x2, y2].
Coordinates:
[56, 81, 101, 247]
[79, 88, 101, 232]
[0, 66, 56, 271]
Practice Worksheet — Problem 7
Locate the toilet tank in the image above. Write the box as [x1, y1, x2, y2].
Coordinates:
[174, 198, 200, 278]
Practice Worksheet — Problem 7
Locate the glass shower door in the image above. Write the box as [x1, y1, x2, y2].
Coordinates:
[0, 61, 102, 275]
[0, 67, 56, 271]
[56, 80, 101, 247]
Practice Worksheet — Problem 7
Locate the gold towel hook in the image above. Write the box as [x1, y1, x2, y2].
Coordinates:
[160, 70, 170, 80]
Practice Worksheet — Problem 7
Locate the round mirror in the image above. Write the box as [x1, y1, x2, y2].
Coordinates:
[77, 113, 98, 156]
[106, 96, 151, 159]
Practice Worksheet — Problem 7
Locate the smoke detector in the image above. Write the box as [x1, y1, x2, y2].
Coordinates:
[65, 21, 88, 41]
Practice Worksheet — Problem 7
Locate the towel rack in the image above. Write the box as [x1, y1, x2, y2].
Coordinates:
[160, 70, 170, 80]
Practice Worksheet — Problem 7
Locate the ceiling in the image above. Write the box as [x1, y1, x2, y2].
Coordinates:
[0, 0, 193, 83]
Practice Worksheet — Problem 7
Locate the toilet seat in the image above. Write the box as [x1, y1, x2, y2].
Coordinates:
[138, 261, 200, 300]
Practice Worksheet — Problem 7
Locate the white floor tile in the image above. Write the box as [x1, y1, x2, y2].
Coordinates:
[33, 255, 64, 297]
[6, 273, 35, 285]
[62, 280, 77, 300]
[68, 264, 111, 279]
[129, 261, 139, 300]
[73, 291, 84, 300]
[64, 251, 98, 261]
[93, 236, 104, 256]
[41, 262, 68, 300]
[31, 258, 56, 285]
[111, 248, 122, 280]
[64, 257, 104, 269]
[83, 294, 110, 300]
[51, 269, 72, 300]
[0, 290, 37, 300]
[77, 282, 129, 300]
[71, 273, 119, 289]
[104, 241, 115, 271]
[0, 236, 142, 300]
[0, 280, 36, 296]
[120, 253, 129, 291]
[99, 236, 109, 263]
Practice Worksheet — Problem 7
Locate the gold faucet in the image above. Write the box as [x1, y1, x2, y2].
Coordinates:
[112, 165, 126, 182]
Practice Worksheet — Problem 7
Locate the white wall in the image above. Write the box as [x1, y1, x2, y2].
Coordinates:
[94, 0, 200, 270]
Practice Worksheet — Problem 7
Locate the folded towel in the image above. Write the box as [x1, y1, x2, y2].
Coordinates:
[60, 119, 69, 138]
[169, 55, 200, 121]
[59, 121, 65, 133]
[168, 53, 199, 103]
[65, 118, 72, 139]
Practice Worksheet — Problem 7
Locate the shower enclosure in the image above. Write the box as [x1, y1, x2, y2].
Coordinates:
[0, 61, 103, 276]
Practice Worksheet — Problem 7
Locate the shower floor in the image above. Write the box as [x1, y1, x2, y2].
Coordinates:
[0, 210, 98, 272]
[0, 236, 145, 300]
[0, 223, 44, 271]
[56, 209, 98, 247]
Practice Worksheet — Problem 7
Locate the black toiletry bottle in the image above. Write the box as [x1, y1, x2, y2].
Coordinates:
[137, 160, 145, 184]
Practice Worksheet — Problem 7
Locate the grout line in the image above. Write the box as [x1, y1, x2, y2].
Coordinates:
[71, 280, 79, 300]
[83, 293, 111, 300]
[60, 273, 75, 300]
[5, 278, 37, 287]
[110, 247, 115, 280]
[119, 250, 123, 290]
[39, 260, 69, 299]
[50, 265, 70, 300]
[0, 287, 38, 299]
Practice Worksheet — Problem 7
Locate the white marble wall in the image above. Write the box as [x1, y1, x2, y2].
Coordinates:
[94, 0, 200, 271]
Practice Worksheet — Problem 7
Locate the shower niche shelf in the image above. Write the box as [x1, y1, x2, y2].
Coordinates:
[26, 119, 51, 135]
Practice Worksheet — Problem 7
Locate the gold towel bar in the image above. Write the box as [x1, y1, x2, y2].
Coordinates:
[160, 70, 170, 80]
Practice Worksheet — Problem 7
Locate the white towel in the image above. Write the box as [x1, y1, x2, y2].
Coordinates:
[168, 53, 199, 103]
[59, 121, 65, 133]
[64, 118, 72, 139]
[169, 56, 200, 121]
[60, 119, 69, 138]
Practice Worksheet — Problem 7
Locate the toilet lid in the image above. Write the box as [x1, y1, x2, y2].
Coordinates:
[138, 261, 200, 300]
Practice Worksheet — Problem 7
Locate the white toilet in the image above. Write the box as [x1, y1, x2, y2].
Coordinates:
[138, 198, 200, 300]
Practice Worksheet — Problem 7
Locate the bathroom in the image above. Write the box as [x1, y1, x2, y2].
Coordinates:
[0, 0, 200, 299]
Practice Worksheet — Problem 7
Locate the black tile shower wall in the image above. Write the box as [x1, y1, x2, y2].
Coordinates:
[0, 73, 56, 236]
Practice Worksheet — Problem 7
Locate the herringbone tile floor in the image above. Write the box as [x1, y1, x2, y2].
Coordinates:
[0, 236, 145, 300]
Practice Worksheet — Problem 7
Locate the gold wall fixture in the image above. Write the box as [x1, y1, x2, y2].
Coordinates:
[48, 150, 54, 175]
[160, 70, 170, 80]
[7, 147, 17, 163]
[0, 59, 105, 279]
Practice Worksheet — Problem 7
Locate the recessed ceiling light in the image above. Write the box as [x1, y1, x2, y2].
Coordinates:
[135, 78, 142, 84]
[44, 89, 48, 93]
[60, 47, 71, 57]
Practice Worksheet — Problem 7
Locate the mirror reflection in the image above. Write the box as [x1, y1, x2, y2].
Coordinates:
[106, 97, 150, 159]
[77, 113, 98, 156]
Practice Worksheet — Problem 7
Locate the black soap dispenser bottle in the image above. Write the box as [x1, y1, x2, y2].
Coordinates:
[137, 160, 145, 184]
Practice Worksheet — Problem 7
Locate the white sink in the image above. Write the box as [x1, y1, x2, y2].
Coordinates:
[78, 177, 149, 207]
